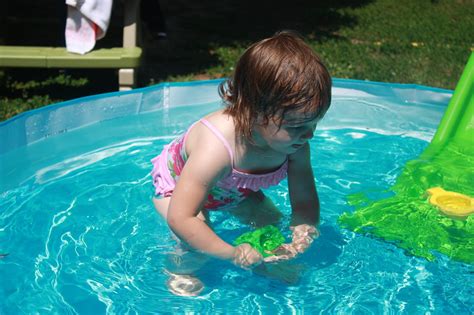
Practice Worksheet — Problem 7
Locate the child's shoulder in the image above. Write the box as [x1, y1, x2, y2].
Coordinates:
[185, 109, 236, 162]
[203, 109, 235, 131]
[194, 109, 236, 142]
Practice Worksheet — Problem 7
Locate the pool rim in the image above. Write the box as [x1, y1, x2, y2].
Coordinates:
[0, 78, 453, 127]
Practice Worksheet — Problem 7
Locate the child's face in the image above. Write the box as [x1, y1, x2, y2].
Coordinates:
[255, 110, 319, 154]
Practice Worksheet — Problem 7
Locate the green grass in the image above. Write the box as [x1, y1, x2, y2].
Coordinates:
[1, 0, 473, 121]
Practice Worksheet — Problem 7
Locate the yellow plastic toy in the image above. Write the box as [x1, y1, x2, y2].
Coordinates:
[427, 187, 474, 220]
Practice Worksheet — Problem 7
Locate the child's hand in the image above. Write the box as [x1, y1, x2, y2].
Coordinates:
[232, 243, 263, 269]
[263, 244, 298, 262]
[263, 224, 319, 263]
[289, 224, 319, 254]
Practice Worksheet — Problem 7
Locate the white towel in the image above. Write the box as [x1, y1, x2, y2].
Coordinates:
[65, 0, 113, 55]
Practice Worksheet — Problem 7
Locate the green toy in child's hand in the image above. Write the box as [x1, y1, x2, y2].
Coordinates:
[234, 225, 286, 257]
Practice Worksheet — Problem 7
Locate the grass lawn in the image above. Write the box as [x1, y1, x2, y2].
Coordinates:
[1, 0, 473, 121]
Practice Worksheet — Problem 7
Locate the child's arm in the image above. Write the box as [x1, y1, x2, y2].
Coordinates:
[166, 136, 262, 268]
[288, 142, 320, 226]
[286, 142, 320, 252]
[254, 143, 320, 263]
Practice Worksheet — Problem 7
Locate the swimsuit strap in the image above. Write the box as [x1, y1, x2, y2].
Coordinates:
[200, 118, 234, 164]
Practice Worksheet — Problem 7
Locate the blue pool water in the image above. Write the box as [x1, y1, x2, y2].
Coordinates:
[1, 80, 472, 313]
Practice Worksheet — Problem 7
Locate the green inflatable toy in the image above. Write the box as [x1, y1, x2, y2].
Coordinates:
[234, 225, 286, 257]
[339, 53, 474, 263]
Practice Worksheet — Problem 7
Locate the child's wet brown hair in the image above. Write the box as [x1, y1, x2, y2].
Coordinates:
[220, 30, 332, 139]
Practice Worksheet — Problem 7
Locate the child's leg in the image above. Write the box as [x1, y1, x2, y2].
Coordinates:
[152, 197, 210, 296]
[163, 243, 208, 296]
[152, 196, 170, 219]
[229, 190, 283, 228]
[152, 197, 211, 271]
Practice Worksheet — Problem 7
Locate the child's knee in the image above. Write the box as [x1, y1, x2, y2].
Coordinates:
[165, 249, 210, 275]
[232, 191, 282, 227]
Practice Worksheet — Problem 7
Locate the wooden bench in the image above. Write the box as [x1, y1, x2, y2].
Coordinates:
[0, 0, 142, 90]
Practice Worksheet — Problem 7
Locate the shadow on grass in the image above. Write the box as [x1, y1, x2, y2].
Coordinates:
[142, 0, 373, 81]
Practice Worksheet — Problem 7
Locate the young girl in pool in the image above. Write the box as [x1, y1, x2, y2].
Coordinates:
[151, 31, 331, 291]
